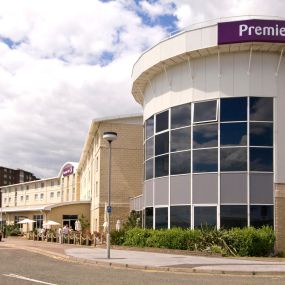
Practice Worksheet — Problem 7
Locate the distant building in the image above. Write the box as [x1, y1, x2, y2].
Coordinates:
[0, 162, 90, 230]
[0, 166, 39, 208]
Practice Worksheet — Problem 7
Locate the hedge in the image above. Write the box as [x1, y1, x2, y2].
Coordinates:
[111, 226, 275, 257]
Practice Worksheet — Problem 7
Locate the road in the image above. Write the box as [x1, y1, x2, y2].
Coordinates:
[0, 247, 285, 285]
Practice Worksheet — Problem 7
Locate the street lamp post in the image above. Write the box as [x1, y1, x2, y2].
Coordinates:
[103, 131, 117, 259]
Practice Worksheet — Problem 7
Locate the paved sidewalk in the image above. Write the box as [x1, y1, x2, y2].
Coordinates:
[1, 237, 285, 275]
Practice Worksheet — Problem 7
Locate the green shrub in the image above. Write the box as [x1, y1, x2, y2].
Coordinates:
[123, 228, 153, 247]
[112, 226, 275, 257]
[110, 230, 126, 245]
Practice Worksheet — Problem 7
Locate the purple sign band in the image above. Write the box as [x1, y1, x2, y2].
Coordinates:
[63, 166, 74, 177]
[218, 19, 285, 45]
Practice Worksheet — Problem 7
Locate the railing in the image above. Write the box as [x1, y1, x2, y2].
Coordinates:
[30, 232, 104, 247]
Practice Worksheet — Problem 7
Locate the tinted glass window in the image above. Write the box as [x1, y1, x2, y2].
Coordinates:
[250, 97, 273, 121]
[155, 207, 168, 229]
[171, 151, 190, 175]
[250, 205, 273, 227]
[145, 207, 153, 229]
[155, 132, 169, 155]
[220, 148, 247, 171]
[194, 100, 217, 123]
[193, 149, 218, 172]
[193, 124, 218, 148]
[220, 205, 247, 228]
[145, 159, 153, 180]
[155, 155, 169, 178]
[250, 123, 273, 146]
[171, 127, 191, 152]
[145, 116, 154, 139]
[170, 206, 190, 229]
[220, 97, 247, 122]
[194, 206, 217, 228]
[145, 137, 154, 159]
[250, 148, 273, 171]
[171, 104, 191, 129]
[220, 123, 247, 146]
[156, 111, 168, 133]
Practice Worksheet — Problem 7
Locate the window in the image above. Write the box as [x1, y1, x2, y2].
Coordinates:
[145, 159, 153, 180]
[50, 192, 54, 199]
[145, 207, 153, 229]
[62, 215, 78, 230]
[250, 205, 273, 227]
[220, 148, 247, 171]
[250, 148, 273, 171]
[51, 181, 54, 187]
[250, 97, 273, 121]
[170, 151, 190, 175]
[171, 104, 191, 129]
[41, 182, 44, 188]
[194, 206, 217, 228]
[25, 195, 29, 201]
[155, 155, 169, 178]
[34, 194, 38, 200]
[193, 124, 218, 148]
[155, 207, 168, 229]
[193, 149, 218, 172]
[194, 100, 217, 123]
[95, 181, 98, 197]
[145, 116, 154, 139]
[155, 132, 169, 155]
[220, 97, 247, 122]
[8, 197, 11, 202]
[170, 206, 190, 228]
[220, 205, 247, 228]
[220, 123, 247, 146]
[20, 196, 23, 201]
[33, 215, 43, 229]
[40, 193, 44, 200]
[250, 123, 273, 146]
[145, 137, 154, 159]
[171, 127, 191, 152]
[57, 191, 61, 198]
[156, 111, 168, 133]
[4, 198, 7, 203]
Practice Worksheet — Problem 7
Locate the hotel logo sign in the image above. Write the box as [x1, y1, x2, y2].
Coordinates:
[218, 19, 285, 45]
[63, 165, 74, 177]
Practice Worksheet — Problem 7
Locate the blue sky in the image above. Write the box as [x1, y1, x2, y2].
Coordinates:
[0, 0, 284, 177]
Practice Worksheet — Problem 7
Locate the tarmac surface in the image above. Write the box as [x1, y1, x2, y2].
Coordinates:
[1, 237, 285, 276]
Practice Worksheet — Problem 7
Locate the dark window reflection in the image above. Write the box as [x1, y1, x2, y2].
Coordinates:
[145, 207, 153, 229]
[156, 111, 169, 133]
[170, 206, 190, 229]
[250, 205, 273, 227]
[145, 159, 153, 180]
[220, 123, 247, 146]
[220, 205, 247, 228]
[193, 149, 218, 172]
[145, 116, 154, 139]
[250, 123, 273, 146]
[155, 207, 168, 229]
[155, 155, 169, 177]
[155, 132, 169, 155]
[250, 97, 273, 121]
[194, 100, 217, 123]
[250, 148, 273, 171]
[171, 127, 191, 152]
[171, 104, 191, 129]
[193, 124, 218, 148]
[194, 207, 217, 228]
[220, 148, 247, 171]
[220, 97, 247, 122]
[171, 151, 190, 175]
[145, 138, 154, 160]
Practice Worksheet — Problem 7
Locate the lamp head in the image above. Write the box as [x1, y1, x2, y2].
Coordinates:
[103, 131, 118, 143]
